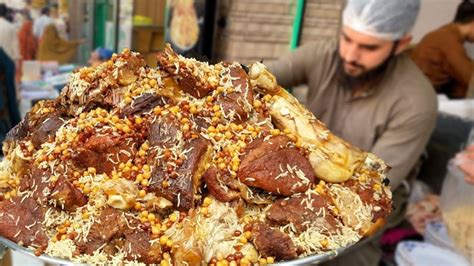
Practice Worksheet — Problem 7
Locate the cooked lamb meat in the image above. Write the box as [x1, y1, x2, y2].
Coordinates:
[215, 65, 254, 123]
[19, 167, 52, 204]
[149, 137, 211, 210]
[238, 147, 315, 196]
[123, 226, 162, 264]
[5, 119, 29, 142]
[203, 166, 241, 202]
[266, 192, 339, 234]
[239, 135, 290, 170]
[147, 115, 180, 148]
[72, 135, 136, 175]
[344, 178, 392, 222]
[0, 196, 48, 249]
[252, 222, 298, 260]
[157, 47, 215, 99]
[31, 115, 65, 148]
[49, 177, 87, 211]
[77, 208, 126, 255]
[120, 93, 170, 117]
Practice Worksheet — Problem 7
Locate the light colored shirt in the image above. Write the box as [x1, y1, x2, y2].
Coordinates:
[266, 39, 438, 189]
[0, 17, 20, 60]
[33, 14, 53, 38]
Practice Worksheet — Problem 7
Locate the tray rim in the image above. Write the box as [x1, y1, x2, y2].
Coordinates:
[0, 235, 374, 265]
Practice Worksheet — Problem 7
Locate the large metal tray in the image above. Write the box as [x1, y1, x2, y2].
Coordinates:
[0, 235, 374, 265]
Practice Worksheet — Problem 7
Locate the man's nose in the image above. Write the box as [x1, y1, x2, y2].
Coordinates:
[345, 44, 360, 63]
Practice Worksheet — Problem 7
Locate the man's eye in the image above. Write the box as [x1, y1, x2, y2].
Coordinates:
[363, 46, 378, 51]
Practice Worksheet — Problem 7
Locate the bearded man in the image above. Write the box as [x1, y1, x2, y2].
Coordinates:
[266, 0, 437, 265]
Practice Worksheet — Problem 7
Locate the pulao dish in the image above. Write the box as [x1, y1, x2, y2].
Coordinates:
[0, 45, 392, 265]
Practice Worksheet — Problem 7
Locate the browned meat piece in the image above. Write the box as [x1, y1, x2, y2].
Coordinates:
[6, 119, 29, 142]
[203, 166, 241, 202]
[266, 192, 339, 234]
[237, 147, 315, 196]
[178, 71, 214, 98]
[49, 177, 87, 211]
[156, 45, 215, 98]
[240, 135, 290, 170]
[103, 87, 126, 108]
[120, 93, 170, 117]
[191, 116, 210, 131]
[150, 137, 211, 210]
[216, 65, 254, 123]
[147, 116, 179, 148]
[0, 197, 48, 249]
[59, 51, 145, 116]
[72, 136, 136, 175]
[31, 115, 65, 148]
[252, 222, 298, 260]
[26, 100, 60, 129]
[19, 167, 52, 204]
[117, 52, 146, 86]
[77, 208, 126, 255]
[123, 227, 162, 263]
[344, 179, 392, 222]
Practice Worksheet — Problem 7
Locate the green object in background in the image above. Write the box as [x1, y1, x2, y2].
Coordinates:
[288, 0, 305, 93]
[290, 0, 305, 51]
[94, 0, 108, 48]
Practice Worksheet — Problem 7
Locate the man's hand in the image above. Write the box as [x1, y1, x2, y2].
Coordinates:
[456, 145, 474, 184]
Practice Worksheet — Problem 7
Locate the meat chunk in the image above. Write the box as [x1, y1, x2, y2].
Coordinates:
[252, 222, 298, 260]
[344, 178, 392, 222]
[72, 136, 136, 175]
[120, 93, 170, 117]
[116, 52, 145, 86]
[123, 227, 162, 264]
[0, 197, 48, 249]
[203, 166, 241, 202]
[266, 192, 339, 234]
[239, 135, 290, 170]
[5, 119, 29, 142]
[237, 147, 315, 196]
[49, 177, 87, 211]
[147, 116, 180, 148]
[149, 137, 211, 210]
[31, 115, 65, 148]
[157, 46, 215, 98]
[216, 65, 254, 123]
[19, 167, 52, 204]
[77, 208, 126, 255]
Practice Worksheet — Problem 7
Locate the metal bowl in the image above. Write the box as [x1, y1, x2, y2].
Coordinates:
[0, 235, 375, 265]
[0, 237, 82, 265]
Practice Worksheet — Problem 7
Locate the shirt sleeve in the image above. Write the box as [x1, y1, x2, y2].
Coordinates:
[372, 97, 437, 190]
[265, 42, 327, 89]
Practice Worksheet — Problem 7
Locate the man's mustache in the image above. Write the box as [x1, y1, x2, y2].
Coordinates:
[342, 59, 366, 71]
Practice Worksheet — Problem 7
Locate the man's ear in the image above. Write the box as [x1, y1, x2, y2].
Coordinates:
[395, 34, 413, 54]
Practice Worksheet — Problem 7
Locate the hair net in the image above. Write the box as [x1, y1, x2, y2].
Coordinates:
[96, 48, 114, 61]
[342, 0, 420, 40]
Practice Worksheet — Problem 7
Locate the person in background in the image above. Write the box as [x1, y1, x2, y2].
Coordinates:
[50, 4, 68, 40]
[410, 0, 474, 98]
[88, 47, 114, 67]
[33, 5, 53, 38]
[265, 0, 437, 265]
[36, 24, 83, 64]
[18, 10, 37, 61]
[0, 4, 20, 62]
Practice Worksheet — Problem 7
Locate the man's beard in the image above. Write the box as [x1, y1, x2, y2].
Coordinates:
[336, 47, 397, 91]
